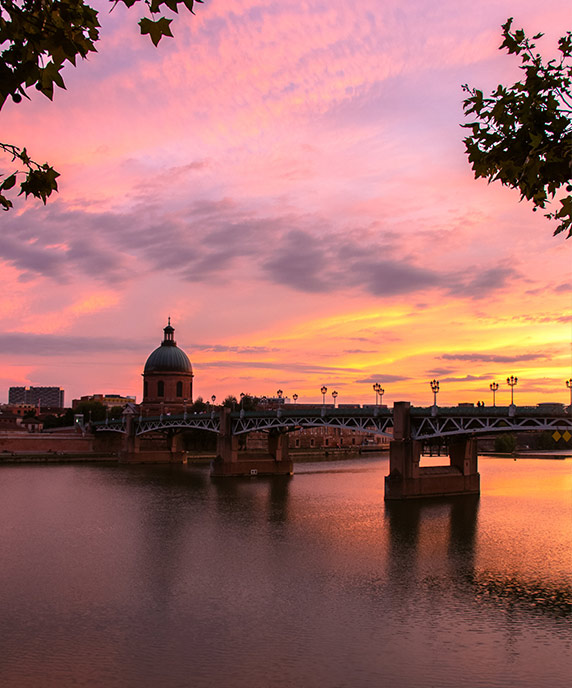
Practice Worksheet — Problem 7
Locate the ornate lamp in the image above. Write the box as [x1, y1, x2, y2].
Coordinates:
[506, 376, 518, 406]
[430, 379, 440, 407]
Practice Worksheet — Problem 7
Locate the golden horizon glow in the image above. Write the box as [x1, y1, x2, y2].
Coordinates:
[0, 1, 570, 405]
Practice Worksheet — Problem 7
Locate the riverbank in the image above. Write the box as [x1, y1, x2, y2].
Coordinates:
[0, 451, 118, 463]
[481, 451, 571, 460]
[2, 448, 567, 465]
[0, 447, 388, 465]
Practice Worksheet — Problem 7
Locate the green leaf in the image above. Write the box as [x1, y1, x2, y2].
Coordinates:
[462, 18, 572, 239]
[0, 194, 13, 211]
[139, 17, 174, 46]
[164, 0, 180, 13]
[184, 0, 204, 14]
[1, 173, 17, 191]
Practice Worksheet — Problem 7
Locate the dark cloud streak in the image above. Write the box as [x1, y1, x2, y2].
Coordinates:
[0, 198, 527, 300]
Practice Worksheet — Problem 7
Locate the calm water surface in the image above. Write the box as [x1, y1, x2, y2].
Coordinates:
[0, 456, 570, 688]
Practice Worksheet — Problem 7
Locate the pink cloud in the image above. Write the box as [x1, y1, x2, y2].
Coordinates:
[0, 0, 569, 404]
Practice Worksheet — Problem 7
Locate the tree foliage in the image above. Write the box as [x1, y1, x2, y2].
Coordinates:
[73, 400, 107, 422]
[222, 394, 237, 409]
[0, 0, 203, 210]
[462, 18, 572, 237]
[189, 396, 207, 412]
[494, 433, 517, 453]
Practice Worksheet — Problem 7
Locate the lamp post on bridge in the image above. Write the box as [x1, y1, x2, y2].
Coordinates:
[566, 379, 572, 409]
[321, 386, 327, 405]
[332, 390, 338, 408]
[430, 379, 439, 407]
[373, 383, 379, 405]
[211, 395, 216, 406]
[276, 389, 283, 403]
[293, 393, 298, 404]
[507, 376, 518, 406]
[378, 386, 385, 406]
[489, 382, 499, 407]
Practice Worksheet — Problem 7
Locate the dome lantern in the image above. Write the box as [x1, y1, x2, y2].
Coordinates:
[162, 317, 176, 346]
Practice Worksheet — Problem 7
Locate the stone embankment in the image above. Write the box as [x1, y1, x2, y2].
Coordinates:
[0, 431, 101, 462]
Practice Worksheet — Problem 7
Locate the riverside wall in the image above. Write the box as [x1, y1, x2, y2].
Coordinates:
[0, 431, 94, 455]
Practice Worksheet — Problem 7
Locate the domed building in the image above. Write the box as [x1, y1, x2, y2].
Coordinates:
[142, 320, 193, 414]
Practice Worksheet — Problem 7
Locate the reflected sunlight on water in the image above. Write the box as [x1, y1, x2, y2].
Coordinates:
[0, 456, 570, 688]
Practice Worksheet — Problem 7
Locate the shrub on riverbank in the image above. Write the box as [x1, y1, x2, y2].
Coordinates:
[494, 434, 517, 453]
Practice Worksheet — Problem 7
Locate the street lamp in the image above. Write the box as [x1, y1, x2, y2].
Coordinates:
[566, 379, 572, 407]
[321, 385, 327, 405]
[506, 376, 518, 406]
[211, 394, 216, 406]
[332, 390, 338, 408]
[378, 387, 385, 406]
[240, 392, 245, 409]
[292, 393, 298, 404]
[489, 382, 499, 407]
[276, 389, 283, 400]
[430, 380, 440, 407]
[373, 383, 380, 405]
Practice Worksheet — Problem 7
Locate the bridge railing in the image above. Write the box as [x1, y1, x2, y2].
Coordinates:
[90, 404, 571, 439]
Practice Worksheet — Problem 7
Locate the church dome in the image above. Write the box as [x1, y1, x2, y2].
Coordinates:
[144, 321, 192, 374]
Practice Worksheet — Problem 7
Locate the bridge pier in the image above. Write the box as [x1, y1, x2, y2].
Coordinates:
[385, 402, 480, 500]
[119, 411, 187, 464]
[211, 408, 293, 477]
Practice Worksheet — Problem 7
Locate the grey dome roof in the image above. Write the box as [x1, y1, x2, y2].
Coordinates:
[144, 322, 192, 374]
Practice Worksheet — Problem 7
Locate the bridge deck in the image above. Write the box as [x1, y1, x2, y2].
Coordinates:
[93, 405, 572, 440]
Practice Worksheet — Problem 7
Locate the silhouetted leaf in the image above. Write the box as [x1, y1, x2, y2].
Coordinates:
[139, 16, 173, 46]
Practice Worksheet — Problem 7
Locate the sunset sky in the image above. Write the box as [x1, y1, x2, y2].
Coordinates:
[1, 0, 570, 407]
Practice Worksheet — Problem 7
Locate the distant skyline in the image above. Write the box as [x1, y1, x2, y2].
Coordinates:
[1, 0, 570, 406]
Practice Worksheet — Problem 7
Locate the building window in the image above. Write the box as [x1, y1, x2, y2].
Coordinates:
[176, 381, 183, 397]
[295, 438, 300, 448]
[144, 381, 148, 397]
[310, 438, 315, 448]
[352, 438, 355, 445]
[325, 438, 329, 447]
[158, 381, 165, 397]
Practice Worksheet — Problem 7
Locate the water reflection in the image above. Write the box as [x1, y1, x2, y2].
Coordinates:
[385, 495, 479, 572]
[0, 459, 570, 688]
[384, 490, 571, 624]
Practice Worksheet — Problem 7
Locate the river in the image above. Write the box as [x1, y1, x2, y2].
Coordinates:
[0, 455, 570, 687]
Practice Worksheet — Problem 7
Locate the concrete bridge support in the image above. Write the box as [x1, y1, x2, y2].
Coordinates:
[119, 412, 186, 464]
[211, 408, 293, 477]
[385, 402, 480, 500]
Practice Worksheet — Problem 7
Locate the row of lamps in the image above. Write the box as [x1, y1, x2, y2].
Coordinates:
[214, 377, 572, 410]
